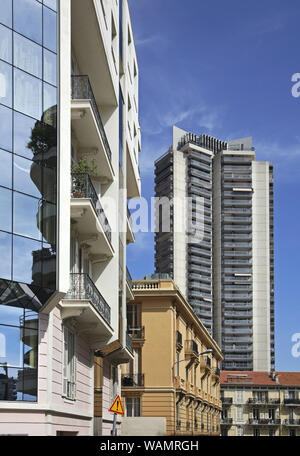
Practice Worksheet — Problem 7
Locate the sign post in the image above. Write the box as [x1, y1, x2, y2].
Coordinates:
[109, 395, 124, 436]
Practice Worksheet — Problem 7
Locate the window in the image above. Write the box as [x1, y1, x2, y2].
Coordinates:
[0, 24, 12, 63]
[0, 308, 38, 401]
[126, 397, 141, 417]
[14, 0, 42, 45]
[14, 33, 42, 78]
[62, 326, 76, 400]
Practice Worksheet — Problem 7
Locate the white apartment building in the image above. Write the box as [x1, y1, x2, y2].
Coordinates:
[155, 126, 274, 372]
[0, 0, 141, 436]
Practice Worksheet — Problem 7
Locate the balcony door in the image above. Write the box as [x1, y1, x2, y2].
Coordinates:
[127, 304, 140, 336]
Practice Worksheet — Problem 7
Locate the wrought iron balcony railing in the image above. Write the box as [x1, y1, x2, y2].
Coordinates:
[121, 373, 144, 387]
[248, 418, 281, 425]
[65, 273, 111, 324]
[283, 419, 300, 426]
[221, 397, 233, 404]
[284, 398, 300, 405]
[128, 326, 145, 340]
[71, 173, 112, 243]
[71, 75, 112, 162]
[221, 418, 233, 424]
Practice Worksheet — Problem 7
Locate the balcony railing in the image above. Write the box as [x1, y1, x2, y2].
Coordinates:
[221, 397, 233, 404]
[185, 340, 198, 355]
[128, 326, 145, 340]
[248, 419, 281, 425]
[71, 173, 112, 243]
[121, 373, 144, 387]
[65, 273, 111, 324]
[71, 75, 112, 162]
[283, 419, 300, 426]
[284, 398, 300, 405]
[221, 418, 233, 424]
[248, 398, 280, 405]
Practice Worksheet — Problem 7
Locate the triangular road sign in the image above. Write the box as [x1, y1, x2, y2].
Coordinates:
[109, 395, 124, 415]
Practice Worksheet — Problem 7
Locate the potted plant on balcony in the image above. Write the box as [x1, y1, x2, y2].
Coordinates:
[71, 158, 98, 198]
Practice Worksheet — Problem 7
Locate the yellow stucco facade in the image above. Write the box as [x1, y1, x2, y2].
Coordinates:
[221, 371, 300, 436]
[121, 278, 223, 436]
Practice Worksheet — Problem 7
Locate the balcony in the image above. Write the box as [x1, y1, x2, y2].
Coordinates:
[71, 0, 117, 105]
[284, 398, 300, 405]
[71, 76, 113, 182]
[121, 373, 145, 388]
[212, 367, 220, 380]
[71, 173, 114, 258]
[221, 418, 233, 425]
[221, 397, 233, 404]
[62, 273, 113, 347]
[128, 326, 145, 342]
[248, 398, 280, 405]
[200, 356, 211, 372]
[283, 419, 300, 426]
[185, 340, 199, 358]
[247, 419, 281, 426]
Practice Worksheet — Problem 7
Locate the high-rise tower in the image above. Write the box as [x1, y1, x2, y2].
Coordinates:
[155, 126, 274, 371]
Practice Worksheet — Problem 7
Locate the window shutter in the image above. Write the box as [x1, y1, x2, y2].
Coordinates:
[62, 326, 68, 397]
[71, 332, 76, 400]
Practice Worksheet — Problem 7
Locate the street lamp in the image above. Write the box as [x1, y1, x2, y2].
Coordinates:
[172, 349, 213, 381]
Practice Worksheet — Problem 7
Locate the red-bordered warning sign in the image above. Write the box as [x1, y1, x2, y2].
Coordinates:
[109, 395, 124, 416]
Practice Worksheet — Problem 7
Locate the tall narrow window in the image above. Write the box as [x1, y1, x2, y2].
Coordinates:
[62, 326, 76, 400]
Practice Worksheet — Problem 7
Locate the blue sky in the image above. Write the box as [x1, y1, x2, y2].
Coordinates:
[127, 0, 300, 371]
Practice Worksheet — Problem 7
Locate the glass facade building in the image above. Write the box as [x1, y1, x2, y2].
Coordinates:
[0, 0, 58, 401]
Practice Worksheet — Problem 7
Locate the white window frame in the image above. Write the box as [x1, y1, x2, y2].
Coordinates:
[62, 325, 76, 400]
[126, 397, 141, 417]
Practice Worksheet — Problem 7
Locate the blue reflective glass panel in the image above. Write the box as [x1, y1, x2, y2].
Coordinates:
[14, 111, 38, 160]
[13, 155, 42, 198]
[0, 232, 12, 280]
[43, 6, 57, 53]
[43, 49, 56, 86]
[0, 305, 23, 327]
[0, 324, 23, 367]
[0, 105, 12, 151]
[0, 148, 12, 188]
[0, 0, 12, 28]
[14, 68, 42, 120]
[44, 0, 57, 12]
[0, 59, 12, 108]
[14, 32, 42, 79]
[0, 24, 12, 63]
[13, 234, 42, 283]
[13, 193, 42, 240]
[13, 0, 42, 45]
[0, 187, 12, 232]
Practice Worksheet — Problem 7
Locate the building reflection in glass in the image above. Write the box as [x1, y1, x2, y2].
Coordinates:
[0, 0, 58, 402]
